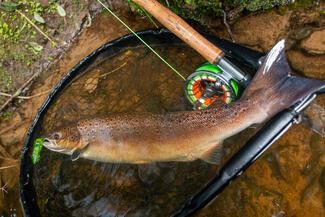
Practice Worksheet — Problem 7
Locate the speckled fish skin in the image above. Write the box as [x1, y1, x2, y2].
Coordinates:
[75, 102, 258, 163]
[44, 40, 325, 164]
[46, 100, 259, 163]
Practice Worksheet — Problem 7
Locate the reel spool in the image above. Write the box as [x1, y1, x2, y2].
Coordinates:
[185, 63, 240, 110]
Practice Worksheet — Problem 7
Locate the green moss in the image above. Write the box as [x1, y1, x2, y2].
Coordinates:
[0, 1, 49, 66]
[0, 66, 13, 93]
[287, 0, 316, 9]
[160, 0, 223, 24]
[230, 0, 293, 12]
[127, 0, 298, 25]
[0, 0, 59, 96]
[0, 111, 12, 121]
[0, 0, 93, 115]
[0, 14, 21, 42]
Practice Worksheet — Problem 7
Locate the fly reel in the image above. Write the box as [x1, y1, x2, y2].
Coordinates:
[185, 63, 241, 110]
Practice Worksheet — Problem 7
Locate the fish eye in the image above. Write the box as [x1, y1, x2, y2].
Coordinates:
[53, 132, 62, 140]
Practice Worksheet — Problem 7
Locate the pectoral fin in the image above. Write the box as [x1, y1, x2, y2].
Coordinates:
[71, 141, 90, 161]
[199, 144, 224, 165]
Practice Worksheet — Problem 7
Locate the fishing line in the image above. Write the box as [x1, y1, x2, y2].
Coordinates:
[96, 0, 186, 81]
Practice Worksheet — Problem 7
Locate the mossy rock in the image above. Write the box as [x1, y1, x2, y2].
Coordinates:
[132, 0, 311, 25]
[230, 0, 294, 12]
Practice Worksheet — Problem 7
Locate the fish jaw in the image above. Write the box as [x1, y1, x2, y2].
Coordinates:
[43, 138, 75, 155]
[43, 125, 82, 156]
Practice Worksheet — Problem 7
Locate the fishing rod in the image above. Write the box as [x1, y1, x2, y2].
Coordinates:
[131, 0, 251, 83]
[98, 0, 251, 110]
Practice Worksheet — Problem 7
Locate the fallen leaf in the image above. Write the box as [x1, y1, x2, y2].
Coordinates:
[57, 4, 66, 17]
[29, 42, 43, 52]
[0, 2, 19, 12]
[34, 13, 45, 23]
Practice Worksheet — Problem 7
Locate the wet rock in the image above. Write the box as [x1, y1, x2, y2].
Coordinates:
[301, 29, 325, 54]
[107, 0, 131, 13]
[303, 103, 325, 137]
[287, 50, 325, 79]
[88, 1, 101, 14]
[301, 134, 324, 176]
[198, 174, 288, 217]
[232, 11, 291, 51]
[301, 175, 319, 204]
[0, 113, 26, 156]
[265, 152, 287, 182]
[84, 77, 99, 94]
[290, 27, 312, 40]
[320, 168, 325, 208]
[290, 9, 324, 28]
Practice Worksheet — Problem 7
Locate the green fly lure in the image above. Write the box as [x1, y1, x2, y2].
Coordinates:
[32, 138, 44, 164]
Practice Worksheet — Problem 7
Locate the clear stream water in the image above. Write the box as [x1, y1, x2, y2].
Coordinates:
[29, 43, 325, 217]
[33, 45, 218, 216]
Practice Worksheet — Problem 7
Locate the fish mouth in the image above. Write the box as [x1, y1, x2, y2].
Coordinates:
[43, 138, 68, 153]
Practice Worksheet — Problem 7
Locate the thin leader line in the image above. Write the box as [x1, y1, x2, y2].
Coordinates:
[96, 0, 186, 81]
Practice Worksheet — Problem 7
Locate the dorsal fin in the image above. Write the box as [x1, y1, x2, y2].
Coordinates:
[199, 144, 224, 165]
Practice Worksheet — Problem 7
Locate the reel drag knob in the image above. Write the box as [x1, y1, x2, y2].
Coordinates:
[184, 63, 240, 110]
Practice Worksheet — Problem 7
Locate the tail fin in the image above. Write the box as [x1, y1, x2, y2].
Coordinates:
[242, 40, 325, 116]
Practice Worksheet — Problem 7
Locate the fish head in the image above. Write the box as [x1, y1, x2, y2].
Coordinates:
[43, 125, 80, 155]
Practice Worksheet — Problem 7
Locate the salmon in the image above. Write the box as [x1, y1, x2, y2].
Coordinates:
[43, 40, 325, 164]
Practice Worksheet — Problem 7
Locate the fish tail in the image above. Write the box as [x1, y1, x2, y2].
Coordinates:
[241, 40, 325, 116]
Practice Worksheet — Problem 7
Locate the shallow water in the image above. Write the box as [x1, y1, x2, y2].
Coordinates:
[33, 44, 224, 216]
[30, 43, 325, 217]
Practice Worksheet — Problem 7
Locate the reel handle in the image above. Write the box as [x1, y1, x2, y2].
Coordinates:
[132, 0, 225, 63]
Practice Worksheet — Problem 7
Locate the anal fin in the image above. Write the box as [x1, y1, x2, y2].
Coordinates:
[199, 144, 224, 165]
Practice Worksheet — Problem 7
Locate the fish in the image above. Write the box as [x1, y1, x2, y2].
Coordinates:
[43, 40, 325, 164]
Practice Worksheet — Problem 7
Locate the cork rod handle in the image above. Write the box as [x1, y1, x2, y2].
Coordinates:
[132, 0, 224, 63]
